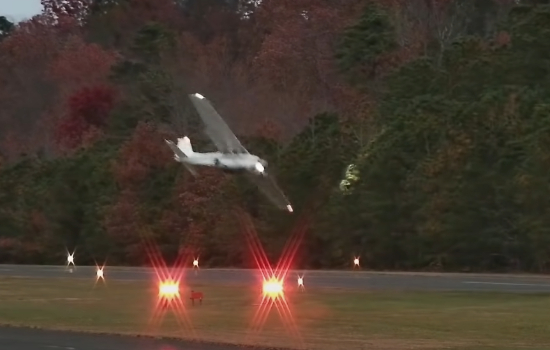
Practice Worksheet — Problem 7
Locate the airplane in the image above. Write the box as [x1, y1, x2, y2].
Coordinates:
[165, 93, 293, 213]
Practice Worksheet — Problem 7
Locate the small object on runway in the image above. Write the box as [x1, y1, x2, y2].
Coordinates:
[190, 290, 203, 306]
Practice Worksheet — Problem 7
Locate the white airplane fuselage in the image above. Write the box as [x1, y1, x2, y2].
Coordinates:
[166, 136, 267, 175]
[177, 151, 265, 173]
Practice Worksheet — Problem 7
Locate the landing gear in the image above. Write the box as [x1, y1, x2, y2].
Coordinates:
[214, 158, 221, 166]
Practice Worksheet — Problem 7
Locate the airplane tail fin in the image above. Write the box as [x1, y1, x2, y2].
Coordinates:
[177, 136, 193, 156]
[165, 138, 197, 176]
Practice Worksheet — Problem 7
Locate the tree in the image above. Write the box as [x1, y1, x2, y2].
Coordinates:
[47, 35, 119, 96]
[103, 189, 145, 264]
[113, 122, 172, 188]
[0, 16, 64, 160]
[318, 3, 550, 271]
[252, 0, 362, 110]
[41, 0, 91, 20]
[83, 0, 180, 49]
[0, 16, 14, 41]
[55, 84, 117, 150]
[336, 3, 397, 84]
[4, 0, 550, 272]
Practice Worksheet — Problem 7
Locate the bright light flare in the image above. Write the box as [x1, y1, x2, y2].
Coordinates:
[255, 162, 265, 173]
[159, 280, 180, 300]
[94, 263, 106, 287]
[142, 234, 195, 338]
[297, 276, 304, 287]
[287, 204, 293, 212]
[262, 277, 283, 299]
[193, 258, 199, 268]
[238, 209, 307, 347]
[67, 252, 75, 266]
[353, 257, 360, 268]
[96, 267, 104, 279]
[66, 251, 75, 272]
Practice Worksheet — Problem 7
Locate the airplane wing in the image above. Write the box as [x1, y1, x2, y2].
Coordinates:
[188, 93, 248, 154]
[245, 173, 293, 213]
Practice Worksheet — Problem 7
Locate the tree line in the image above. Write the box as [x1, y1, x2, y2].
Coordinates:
[1, 0, 550, 272]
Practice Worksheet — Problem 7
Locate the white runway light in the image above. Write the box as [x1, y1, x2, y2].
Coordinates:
[94, 265, 107, 287]
[297, 275, 305, 291]
[66, 251, 75, 273]
[96, 267, 104, 280]
[67, 252, 75, 266]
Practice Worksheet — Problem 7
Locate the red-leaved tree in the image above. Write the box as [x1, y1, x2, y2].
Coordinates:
[252, 0, 362, 109]
[102, 189, 147, 263]
[106, 122, 176, 263]
[47, 35, 119, 96]
[161, 166, 228, 257]
[0, 15, 66, 160]
[113, 122, 173, 188]
[55, 84, 117, 150]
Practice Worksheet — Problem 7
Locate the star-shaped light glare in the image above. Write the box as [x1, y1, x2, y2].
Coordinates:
[96, 267, 104, 280]
[159, 280, 180, 300]
[297, 276, 304, 287]
[67, 252, 75, 266]
[353, 257, 360, 268]
[262, 277, 283, 299]
[193, 258, 199, 268]
[238, 208, 306, 347]
[93, 264, 107, 287]
[144, 239, 194, 337]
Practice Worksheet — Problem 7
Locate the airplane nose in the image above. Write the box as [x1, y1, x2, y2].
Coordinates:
[255, 161, 265, 173]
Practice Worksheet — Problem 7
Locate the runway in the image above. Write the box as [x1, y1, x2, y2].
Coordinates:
[2, 264, 550, 293]
[0, 326, 248, 350]
[2, 265, 550, 349]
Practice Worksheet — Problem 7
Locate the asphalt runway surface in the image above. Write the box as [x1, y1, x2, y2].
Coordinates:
[0, 327, 251, 350]
[2, 264, 550, 293]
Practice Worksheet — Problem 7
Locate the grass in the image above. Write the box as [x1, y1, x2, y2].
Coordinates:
[0, 277, 549, 350]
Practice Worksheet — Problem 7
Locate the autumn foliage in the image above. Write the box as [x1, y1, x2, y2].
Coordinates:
[48, 36, 119, 93]
[2, 1, 550, 273]
[55, 85, 117, 149]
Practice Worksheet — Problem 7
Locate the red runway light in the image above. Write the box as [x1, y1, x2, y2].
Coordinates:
[142, 238, 195, 339]
[159, 280, 180, 300]
[262, 277, 283, 299]
[237, 209, 308, 348]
